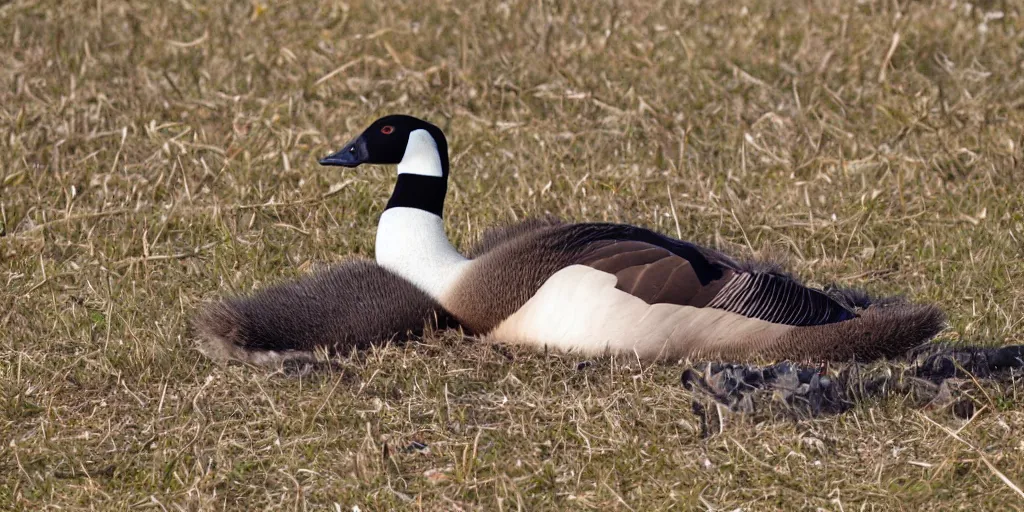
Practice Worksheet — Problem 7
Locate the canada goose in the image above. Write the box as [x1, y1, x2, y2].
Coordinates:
[193, 220, 560, 364]
[319, 114, 946, 362]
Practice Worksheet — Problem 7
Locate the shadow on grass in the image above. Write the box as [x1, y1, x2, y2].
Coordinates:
[682, 345, 1024, 428]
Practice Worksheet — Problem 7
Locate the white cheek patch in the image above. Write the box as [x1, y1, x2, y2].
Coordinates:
[397, 129, 444, 178]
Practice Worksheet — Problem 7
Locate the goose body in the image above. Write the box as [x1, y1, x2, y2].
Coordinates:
[446, 223, 852, 361]
[318, 115, 945, 362]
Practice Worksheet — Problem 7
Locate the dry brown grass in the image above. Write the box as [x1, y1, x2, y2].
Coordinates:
[3, 0, 1024, 509]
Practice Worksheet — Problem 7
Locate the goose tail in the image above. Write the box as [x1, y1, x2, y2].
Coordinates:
[768, 299, 947, 361]
[192, 260, 449, 365]
[714, 289, 948, 362]
[193, 300, 318, 365]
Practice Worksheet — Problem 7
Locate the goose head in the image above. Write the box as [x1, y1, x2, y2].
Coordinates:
[320, 115, 464, 296]
[319, 115, 448, 178]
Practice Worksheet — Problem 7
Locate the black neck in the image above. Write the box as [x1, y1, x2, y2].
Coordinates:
[385, 174, 448, 217]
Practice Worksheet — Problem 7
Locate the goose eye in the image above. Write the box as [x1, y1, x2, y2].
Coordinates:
[381, 125, 395, 135]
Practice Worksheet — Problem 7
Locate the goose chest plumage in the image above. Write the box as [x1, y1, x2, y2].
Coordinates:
[320, 114, 946, 362]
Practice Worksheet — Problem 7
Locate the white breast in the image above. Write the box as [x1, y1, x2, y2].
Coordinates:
[375, 207, 470, 298]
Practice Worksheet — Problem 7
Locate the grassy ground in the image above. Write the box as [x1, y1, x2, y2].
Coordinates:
[3, 0, 1024, 509]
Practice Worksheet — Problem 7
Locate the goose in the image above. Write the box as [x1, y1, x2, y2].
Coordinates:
[193, 220, 560, 364]
[318, 114, 946, 362]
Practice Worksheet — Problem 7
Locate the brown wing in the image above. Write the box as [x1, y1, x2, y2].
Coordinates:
[575, 237, 856, 326]
[447, 222, 855, 335]
[577, 240, 732, 308]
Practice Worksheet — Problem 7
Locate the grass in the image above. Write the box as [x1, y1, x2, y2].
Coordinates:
[2, 0, 1024, 509]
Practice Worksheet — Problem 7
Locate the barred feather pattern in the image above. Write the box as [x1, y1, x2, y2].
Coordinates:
[706, 272, 856, 326]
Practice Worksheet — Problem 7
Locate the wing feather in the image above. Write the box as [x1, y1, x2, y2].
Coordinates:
[573, 235, 855, 327]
